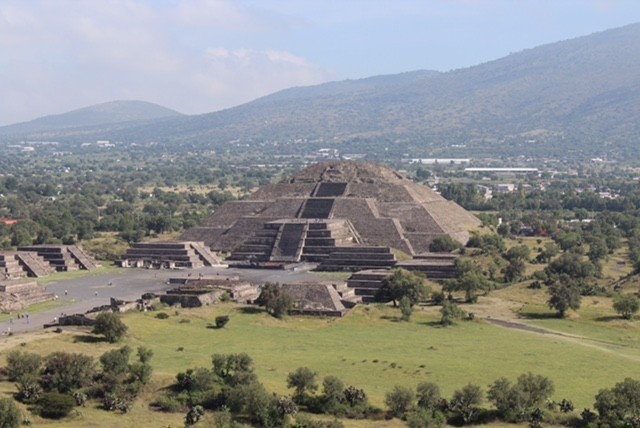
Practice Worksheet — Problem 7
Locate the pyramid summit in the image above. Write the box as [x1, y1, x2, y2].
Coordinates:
[182, 161, 480, 264]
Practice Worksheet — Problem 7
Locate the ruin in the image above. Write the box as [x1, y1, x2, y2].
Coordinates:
[0, 251, 57, 278]
[0, 279, 56, 313]
[182, 161, 480, 268]
[17, 245, 100, 272]
[281, 283, 351, 317]
[120, 241, 222, 269]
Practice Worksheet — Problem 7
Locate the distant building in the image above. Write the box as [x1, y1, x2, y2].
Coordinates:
[411, 158, 470, 165]
[464, 167, 539, 173]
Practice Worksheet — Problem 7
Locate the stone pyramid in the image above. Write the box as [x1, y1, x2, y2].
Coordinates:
[181, 161, 480, 262]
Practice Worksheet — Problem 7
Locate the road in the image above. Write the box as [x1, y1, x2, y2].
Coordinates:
[1, 264, 322, 336]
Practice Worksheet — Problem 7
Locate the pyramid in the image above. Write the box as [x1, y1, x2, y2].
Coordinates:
[181, 161, 480, 263]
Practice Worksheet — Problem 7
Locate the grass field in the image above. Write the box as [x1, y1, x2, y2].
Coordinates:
[1, 301, 639, 427]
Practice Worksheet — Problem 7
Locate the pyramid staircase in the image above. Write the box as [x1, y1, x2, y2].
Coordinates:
[345, 269, 391, 303]
[67, 245, 101, 270]
[0, 280, 56, 312]
[315, 246, 397, 272]
[122, 241, 218, 268]
[0, 253, 26, 279]
[14, 252, 55, 277]
[18, 246, 83, 272]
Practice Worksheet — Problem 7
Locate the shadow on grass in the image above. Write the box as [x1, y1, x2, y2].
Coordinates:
[517, 311, 559, 320]
[595, 315, 624, 322]
[72, 334, 105, 343]
[237, 307, 263, 315]
[419, 320, 443, 328]
[380, 315, 401, 323]
[206, 324, 225, 329]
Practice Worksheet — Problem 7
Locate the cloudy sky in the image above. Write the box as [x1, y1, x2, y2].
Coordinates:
[1, 0, 639, 126]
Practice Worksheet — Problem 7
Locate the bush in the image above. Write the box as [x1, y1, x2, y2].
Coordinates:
[93, 312, 128, 343]
[215, 315, 230, 328]
[5, 350, 42, 381]
[0, 397, 22, 428]
[385, 385, 415, 418]
[155, 312, 170, 319]
[38, 392, 76, 419]
[153, 394, 184, 413]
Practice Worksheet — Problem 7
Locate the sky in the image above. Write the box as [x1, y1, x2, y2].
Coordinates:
[1, 0, 640, 126]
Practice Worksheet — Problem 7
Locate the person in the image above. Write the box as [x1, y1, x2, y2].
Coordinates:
[94, 291, 98, 296]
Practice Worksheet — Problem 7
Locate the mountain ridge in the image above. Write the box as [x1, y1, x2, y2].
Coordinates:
[2, 23, 640, 158]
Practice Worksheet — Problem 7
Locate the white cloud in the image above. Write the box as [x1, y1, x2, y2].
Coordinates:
[0, 0, 332, 126]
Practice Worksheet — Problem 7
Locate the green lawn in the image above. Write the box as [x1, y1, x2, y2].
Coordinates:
[1, 302, 639, 427]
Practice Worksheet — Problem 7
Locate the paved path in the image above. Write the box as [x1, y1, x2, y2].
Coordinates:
[1, 265, 321, 336]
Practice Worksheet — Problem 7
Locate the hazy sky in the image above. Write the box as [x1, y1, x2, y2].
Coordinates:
[2, 0, 640, 126]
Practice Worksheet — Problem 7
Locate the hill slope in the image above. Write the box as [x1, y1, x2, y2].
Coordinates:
[2, 23, 640, 158]
[0, 100, 183, 136]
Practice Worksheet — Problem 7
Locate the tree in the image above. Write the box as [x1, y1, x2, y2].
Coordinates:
[504, 258, 526, 283]
[399, 296, 413, 321]
[505, 245, 530, 262]
[287, 367, 318, 403]
[440, 301, 465, 326]
[38, 392, 76, 419]
[429, 236, 462, 253]
[443, 271, 489, 303]
[321, 376, 345, 413]
[185, 405, 205, 426]
[547, 279, 581, 318]
[376, 269, 429, 307]
[487, 373, 554, 422]
[385, 385, 415, 418]
[416, 382, 441, 411]
[613, 293, 639, 320]
[256, 283, 293, 319]
[594, 378, 640, 426]
[5, 350, 42, 381]
[215, 315, 230, 328]
[93, 312, 128, 343]
[0, 398, 21, 428]
[99, 346, 131, 377]
[450, 384, 483, 424]
[42, 352, 95, 393]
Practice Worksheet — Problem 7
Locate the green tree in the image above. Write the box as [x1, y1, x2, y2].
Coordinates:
[416, 382, 441, 411]
[450, 384, 483, 424]
[0, 398, 21, 428]
[321, 376, 345, 413]
[440, 301, 465, 326]
[99, 346, 131, 377]
[399, 296, 413, 321]
[287, 367, 318, 404]
[93, 312, 128, 343]
[385, 385, 415, 418]
[42, 352, 95, 393]
[487, 373, 554, 422]
[504, 258, 526, 283]
[5, 350, 42, 381]
[429, 236, 462, 253]
[376, 269, 429, 307]
[256, 283, 293, 319]
[594, 378, 640, 426]
[547, 279, 581, 318]
[38, 392, 76, 419]
[613, 293, 639, 320]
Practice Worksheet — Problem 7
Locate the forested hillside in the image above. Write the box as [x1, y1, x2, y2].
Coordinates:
[2, 23, 640, 159]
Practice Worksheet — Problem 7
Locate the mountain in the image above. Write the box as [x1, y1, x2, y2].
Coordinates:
[0, 100, 182, 137]
[2, 23, 640, 159]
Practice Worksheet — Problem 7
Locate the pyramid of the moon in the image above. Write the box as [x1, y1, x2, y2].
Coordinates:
[181, 161, 481, 262]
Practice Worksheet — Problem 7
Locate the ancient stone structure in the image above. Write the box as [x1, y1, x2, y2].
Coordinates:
[160, 275, 260, 307]
[345, 269, 392, 303]
[18, 245, 100, 272]
[0, 251, 58, 278]
[0, 279, 56, 313]
[181, 161, 479, 267]
[280, 283, 351, 317]
[120, 241, 222, 269]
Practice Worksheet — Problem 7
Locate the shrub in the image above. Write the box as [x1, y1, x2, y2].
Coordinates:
[93, 312, 128, 343]
[0, 397, 22, 428]
[38, 392, 76, 419]
[155, 312, 170, 319]
[215, 315, 230, 328]
[385, 385, 414, 418]
[5, 351, 42, 381]
[153, 394, 184, 413]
